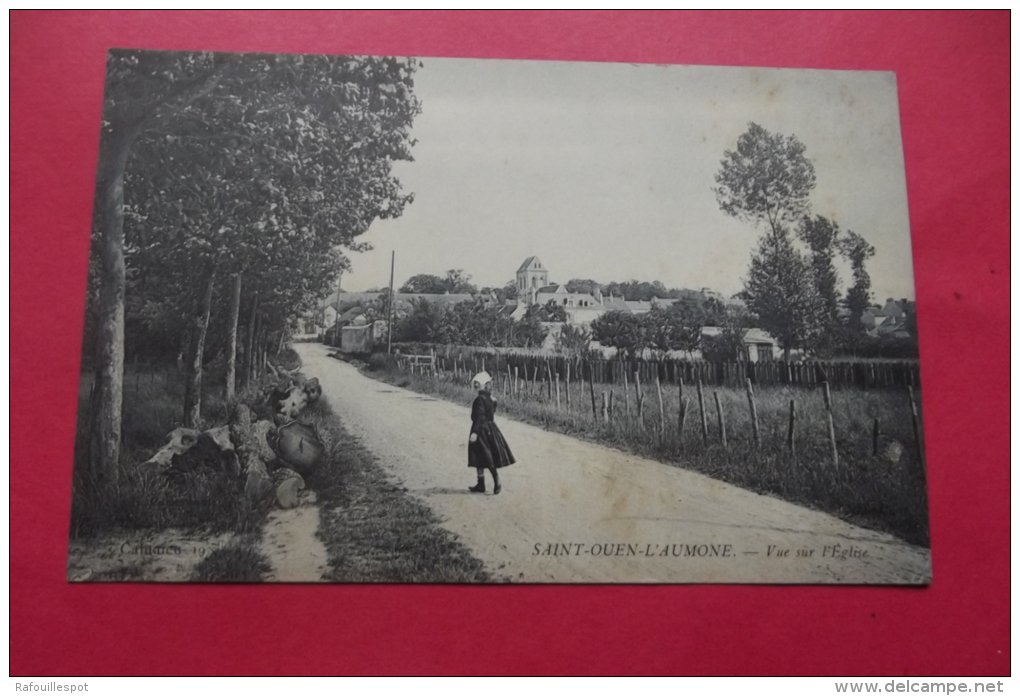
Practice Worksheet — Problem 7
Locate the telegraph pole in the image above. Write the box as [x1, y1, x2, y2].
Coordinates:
[387, 250, 395, 354]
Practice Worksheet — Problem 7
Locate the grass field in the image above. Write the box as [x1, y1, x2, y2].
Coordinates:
[364, 354, 930, 546]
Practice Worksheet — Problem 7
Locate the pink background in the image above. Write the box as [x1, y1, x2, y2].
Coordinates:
[10, 11, 1009, 676]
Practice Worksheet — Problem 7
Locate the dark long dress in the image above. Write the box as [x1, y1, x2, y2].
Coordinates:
[467, 391, 516, 469]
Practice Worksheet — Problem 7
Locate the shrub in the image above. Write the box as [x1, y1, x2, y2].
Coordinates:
[366, 352, 398, 372]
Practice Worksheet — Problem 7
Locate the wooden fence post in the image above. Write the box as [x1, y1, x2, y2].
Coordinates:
[714, 391, 727, 448]
[822, 381, 838, 466]
[513, 366, 519, 395]
[601, 392, 609, 424]
[555, 373, 561, 409]
[745, 378, 760, 447]
[696, 379, 708, 445]
[546, 360, 553, 399]
[679, 396, 689, 440]
[907, 385, 925, 470]
[678, 377, 684, 435]
[587, 360, 598, 421]
[787, 399, 796, 456]
[655, 375, 665, 436]
[634, 370, 644, 430]
[608, 390, 614, 417]
[622, 370, 631, 417]
[565, 361, 572, 406]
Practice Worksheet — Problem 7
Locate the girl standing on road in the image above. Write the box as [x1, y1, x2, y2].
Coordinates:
[467, 371, 515, 494]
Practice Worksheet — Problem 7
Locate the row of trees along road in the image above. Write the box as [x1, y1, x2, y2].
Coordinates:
[86, 50, 421, 483]
[714, 122, 881, 360]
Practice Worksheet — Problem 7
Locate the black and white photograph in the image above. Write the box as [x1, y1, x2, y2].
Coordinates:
[69, 49, 931, 584]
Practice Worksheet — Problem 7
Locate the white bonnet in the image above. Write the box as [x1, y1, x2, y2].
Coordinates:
[471, 371, 492, 390]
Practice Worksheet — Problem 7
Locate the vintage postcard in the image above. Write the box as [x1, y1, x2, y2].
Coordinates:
[69, 49, 930, 584]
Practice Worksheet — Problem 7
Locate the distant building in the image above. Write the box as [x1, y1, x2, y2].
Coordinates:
[516, 256, 550, 294]
[511, 255, 778, 361]
[700, 327, 777, 362]
[861, 298, 913, 338]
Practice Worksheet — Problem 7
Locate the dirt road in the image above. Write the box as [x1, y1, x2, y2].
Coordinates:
[297, 344, 931, 584]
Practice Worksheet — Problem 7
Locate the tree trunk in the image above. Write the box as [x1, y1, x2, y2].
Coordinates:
[88, 122, 142, 484]
[243, 292, 259, 388]
[224, 272, 242, 403]
[259, 330, 268, 375]
[86, 64, 230, 483]
[183, 260, 218, 428]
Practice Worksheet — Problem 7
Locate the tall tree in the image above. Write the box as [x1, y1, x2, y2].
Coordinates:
[88, 50, 231, 482]
[92, 49, 422, 458]
[741, 230, 826, 359]
[837, 229, 876, 327]
[714, 122, 817, 241]
[714, 123, 823, 359]
[798, 215, 842, 323]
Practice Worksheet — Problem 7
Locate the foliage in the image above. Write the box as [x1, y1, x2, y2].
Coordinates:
[526, 299, 568, 323]
[741, 228, 827, 358]
[442, 269, 478, 295]
[714, 122, 817, 236]
[699, 301, 755, 361]
[798, 215, 843, 321]
[399, 273, 447, 294]
[564, 278, 602, 296]
[479, 282, 518, 303]
[837, 229, 877, 326]
[556, 323, 592, 354]
[605, 280, 669, 302]
[644, 303, 704, 355]
[393, 297, 445, 343]
[590, 310, 647, 358]
[119, 50, 421, 342]
[393, 298, 547, 348]
[714, 123, 833, 358]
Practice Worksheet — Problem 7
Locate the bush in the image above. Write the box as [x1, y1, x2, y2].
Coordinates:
[366, 352, 398, 372]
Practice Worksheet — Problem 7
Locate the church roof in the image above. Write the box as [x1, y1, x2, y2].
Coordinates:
[517, 256, 543, 272]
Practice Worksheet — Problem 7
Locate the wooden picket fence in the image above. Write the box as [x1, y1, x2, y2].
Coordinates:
[390, 345, 926, 469]
[393, 344, 920, 391]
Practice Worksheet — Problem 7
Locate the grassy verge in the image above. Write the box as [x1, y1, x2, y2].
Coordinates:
[296, 395, 491, 583]
[192, 534, 270, 582]
[361, 355, 930, 547]
[68, 348, 303, 550]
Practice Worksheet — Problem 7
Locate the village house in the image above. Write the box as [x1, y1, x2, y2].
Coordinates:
[512, 256, 780, 361]
[861, 298, 914, 339]
[512, 256, 626, 325]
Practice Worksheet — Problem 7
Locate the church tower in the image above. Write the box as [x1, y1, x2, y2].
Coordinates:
[516, 256, 549, 304]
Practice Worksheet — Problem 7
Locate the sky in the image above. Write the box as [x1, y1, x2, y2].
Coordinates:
[341, 57, 916, 302]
